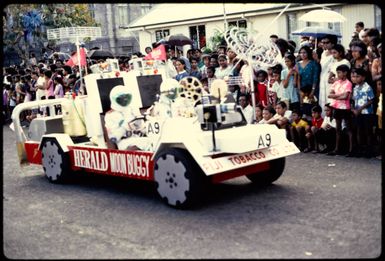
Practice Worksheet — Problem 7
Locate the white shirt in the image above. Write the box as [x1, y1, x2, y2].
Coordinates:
[330, 59, 351, 76]
[272, 109, 292, 121]
[215, 66, 233, 79]
[321, 116, 336, 129]
[241, 104, 254, 124]
[36, 76, 46, 100]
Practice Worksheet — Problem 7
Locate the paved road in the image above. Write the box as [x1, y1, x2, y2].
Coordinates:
[2, 125, 382, 259]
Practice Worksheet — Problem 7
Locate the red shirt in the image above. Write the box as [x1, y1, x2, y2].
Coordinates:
[312, 117, 324, 128]
[255, 82, 268, 107]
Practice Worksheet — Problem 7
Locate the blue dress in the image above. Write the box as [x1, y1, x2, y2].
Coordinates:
[297, 60, 320, 94]
[175, 71, 189, 81]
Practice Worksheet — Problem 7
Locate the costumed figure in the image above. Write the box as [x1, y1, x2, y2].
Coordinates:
[104, 85, 149, 150]
[152, 78, 181, 118]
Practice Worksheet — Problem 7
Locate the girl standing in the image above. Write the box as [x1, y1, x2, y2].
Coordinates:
[327, 65, 353, 156]
[281, 53, 300, 112]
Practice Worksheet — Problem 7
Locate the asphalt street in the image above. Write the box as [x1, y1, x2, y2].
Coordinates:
[2, 125, 382, 259]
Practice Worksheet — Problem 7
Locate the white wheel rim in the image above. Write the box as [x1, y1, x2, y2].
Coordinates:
[155, 154, 190, 206]
[42, 141, 63, 181]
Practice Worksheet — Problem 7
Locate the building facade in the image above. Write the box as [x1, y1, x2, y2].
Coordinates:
[126, 3, 381, 54]
[58, 3, 154, 57]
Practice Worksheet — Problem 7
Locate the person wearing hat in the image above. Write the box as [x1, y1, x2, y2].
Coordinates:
[217, 45, 227, 55]
[200, 53, 211, 79]
[105, 85, 149, 150]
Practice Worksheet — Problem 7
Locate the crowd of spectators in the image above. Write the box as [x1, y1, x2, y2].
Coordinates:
[3, 21, 382, 159]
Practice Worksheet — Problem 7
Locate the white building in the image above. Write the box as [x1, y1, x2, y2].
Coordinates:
[126, 3, 381, 53]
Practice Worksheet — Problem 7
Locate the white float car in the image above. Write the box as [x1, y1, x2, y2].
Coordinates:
[11, 72, 299, 208]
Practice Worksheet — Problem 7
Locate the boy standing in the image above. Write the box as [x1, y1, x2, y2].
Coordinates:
[304, 105, 324, 153]
[351, 68, 375, 157]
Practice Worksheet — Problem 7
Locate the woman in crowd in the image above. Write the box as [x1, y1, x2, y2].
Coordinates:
[174, 58, 189, 81]
[350, 41, 372, 85]
[214, 54, 232, 79]
[296, 45, 320, 119]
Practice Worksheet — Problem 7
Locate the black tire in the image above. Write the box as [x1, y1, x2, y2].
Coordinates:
[41, 138, 71, 183]
[246, 157, 286, 186]
[154, 148, 208, 209]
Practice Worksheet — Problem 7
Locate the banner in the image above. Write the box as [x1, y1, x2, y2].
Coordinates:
[66, 48, 87, 67]
[143, 44, 166, 61]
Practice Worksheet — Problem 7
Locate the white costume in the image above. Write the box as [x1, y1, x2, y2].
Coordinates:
[104, 85, 150, 150]
[152, 78, 180, 118]
[319, 50, 334, 115]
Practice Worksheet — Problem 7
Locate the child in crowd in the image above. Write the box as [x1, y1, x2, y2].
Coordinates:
[281, 53, 300, 112]
[254, 69, 268, 108]
[290, 109, 308, 151]
[238, 93, 253, 124]
[259, 105, 276, 124]
[375, 79, 382, 159]
[304, 105, 324, 153]
[189, 57, 202, 80]
[53, 76, 64, 98]
[315, 103, 336, 153]
[255, 104, 264, 123]
[327, 64, 353, 156]
[266, 66, 275, 93]
[351, 68, 375, 157]
[267, 101, 292, 132]
[267, 68, 282, 107]
[206, 66, 216, 92]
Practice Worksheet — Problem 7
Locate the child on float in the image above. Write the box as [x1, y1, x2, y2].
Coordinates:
[289, 109, 308, 151]
[304, 105, 324, 153]
[327, 64, 353, 156]
[351, 67, 375, 157]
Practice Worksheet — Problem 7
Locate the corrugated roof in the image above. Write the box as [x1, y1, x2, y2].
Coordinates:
[128, 3, 288, 29]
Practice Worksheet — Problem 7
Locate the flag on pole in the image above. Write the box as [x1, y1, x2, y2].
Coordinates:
[143, 44, 167, 60]
[66, 48, 87, 67]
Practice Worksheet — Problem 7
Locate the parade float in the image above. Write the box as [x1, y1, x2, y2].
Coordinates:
[11, 26, 299, 208]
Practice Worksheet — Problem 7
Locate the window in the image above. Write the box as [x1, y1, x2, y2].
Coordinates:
[118, 5, 129, 26]
[141, 4, 153, 15]
[189, 25, 206, 49]
[328, 8, 342, 41]
[155, 29, 170, 42]
[286, 13, 297, 41]
[228, 19, 247, 28]
[122, 46, 133, 55]
[375, 5, 381, 32]
[88, 4, 95, 19]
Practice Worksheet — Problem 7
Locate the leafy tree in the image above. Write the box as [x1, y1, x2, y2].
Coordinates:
[204, 29, 226, 53]
[3, 4, 98, 66]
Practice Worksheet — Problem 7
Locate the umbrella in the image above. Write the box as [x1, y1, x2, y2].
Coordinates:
[291, 26, 342, 38]
[87, 49, 114, 60]
[49, 52, 71, 61]
[165, 34, 193, 46]
[299, 9, 347, 23]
